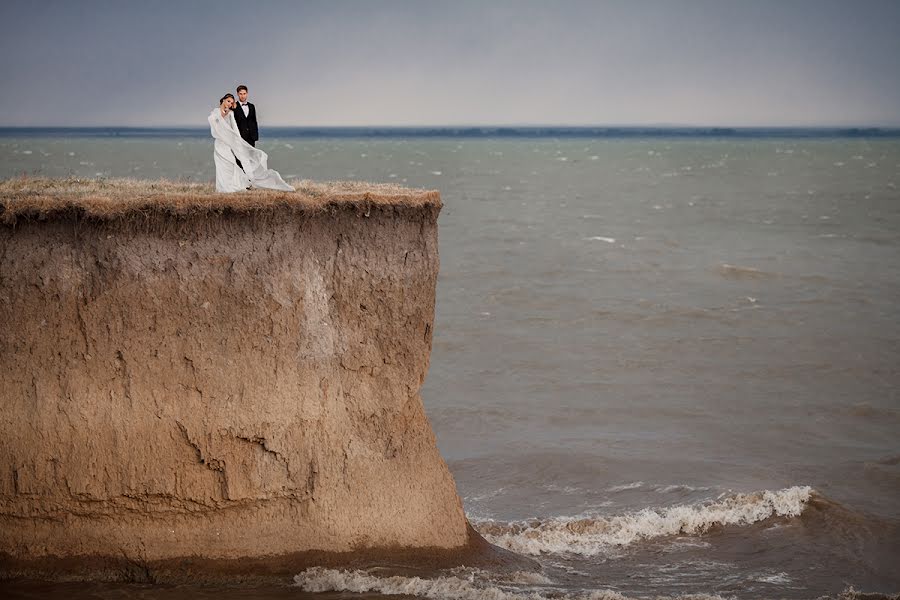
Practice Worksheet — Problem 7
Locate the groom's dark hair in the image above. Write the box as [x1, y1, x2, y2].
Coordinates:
[236, 85, 248, 93]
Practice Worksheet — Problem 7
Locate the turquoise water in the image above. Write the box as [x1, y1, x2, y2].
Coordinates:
[2, 135, 900, 599]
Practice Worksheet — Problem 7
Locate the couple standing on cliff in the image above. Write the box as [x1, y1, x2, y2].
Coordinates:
[208, 84, 295, 193]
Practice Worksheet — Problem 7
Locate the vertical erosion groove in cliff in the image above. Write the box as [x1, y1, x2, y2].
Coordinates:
[0, 181, 470, 564]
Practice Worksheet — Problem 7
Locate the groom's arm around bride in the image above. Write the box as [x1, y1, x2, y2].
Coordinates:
[233, 84, 259, 147]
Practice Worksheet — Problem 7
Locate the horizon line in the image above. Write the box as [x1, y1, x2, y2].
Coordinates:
[3, 124, 900, 129]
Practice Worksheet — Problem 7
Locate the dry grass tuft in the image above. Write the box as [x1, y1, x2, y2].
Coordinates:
[0, 176, 441, 224]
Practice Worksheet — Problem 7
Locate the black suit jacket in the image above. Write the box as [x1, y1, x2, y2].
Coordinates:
[232, 102, 258, 145]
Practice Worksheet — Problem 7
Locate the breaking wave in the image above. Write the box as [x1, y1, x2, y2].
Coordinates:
[293, 567, 730, 600]
[472, 486, 813, 556]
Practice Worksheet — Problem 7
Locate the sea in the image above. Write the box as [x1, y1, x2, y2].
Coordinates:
[2, 127, 899, 600]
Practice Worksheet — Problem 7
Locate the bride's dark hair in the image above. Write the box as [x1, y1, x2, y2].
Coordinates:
[219, 93, 235, 105]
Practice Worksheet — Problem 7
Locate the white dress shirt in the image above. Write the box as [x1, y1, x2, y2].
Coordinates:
[240, 102, 250, 117]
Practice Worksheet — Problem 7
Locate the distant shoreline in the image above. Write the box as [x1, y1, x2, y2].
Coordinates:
[2, 126, 900, 139]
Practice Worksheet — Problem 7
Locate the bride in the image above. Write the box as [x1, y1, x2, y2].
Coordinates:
[208, 94, 294, 193]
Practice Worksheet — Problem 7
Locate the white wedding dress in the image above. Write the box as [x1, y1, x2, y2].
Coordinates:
[208, 108, 294, 193]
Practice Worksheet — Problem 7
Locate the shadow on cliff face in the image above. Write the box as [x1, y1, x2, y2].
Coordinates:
[0, 524, 534, 587]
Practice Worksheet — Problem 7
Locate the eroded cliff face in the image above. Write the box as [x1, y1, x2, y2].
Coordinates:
[0, 201, 469, 568]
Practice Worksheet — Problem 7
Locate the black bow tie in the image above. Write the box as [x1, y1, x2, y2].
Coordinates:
[241, 103, 248, 106]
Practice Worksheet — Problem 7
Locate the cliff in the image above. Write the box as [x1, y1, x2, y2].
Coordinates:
[0, 177, 496, 581]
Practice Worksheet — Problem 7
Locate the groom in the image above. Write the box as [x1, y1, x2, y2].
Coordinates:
[232, 84, 259, 147]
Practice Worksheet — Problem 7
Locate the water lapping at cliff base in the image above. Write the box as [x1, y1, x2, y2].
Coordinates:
[471, 486, 812, 556]
[293, 568, 898, 600]
[293, 487, 900, 600]
[293, 566, 730, 600]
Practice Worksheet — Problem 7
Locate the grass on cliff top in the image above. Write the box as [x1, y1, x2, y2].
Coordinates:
[0, 176, 441, 222]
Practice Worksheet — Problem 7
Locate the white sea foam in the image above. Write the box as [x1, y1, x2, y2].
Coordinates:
[542, 483, 583, 494]
[473, 486, 813, 556]
[606, 481, 644, 492]
[752, 571, 792, 585]
[504, 571, 555, 585]
[653, 484, 712, 494]
[293, 567, 730, 600]
[466, 487, 508, 502]
[585, 236, 616, 244]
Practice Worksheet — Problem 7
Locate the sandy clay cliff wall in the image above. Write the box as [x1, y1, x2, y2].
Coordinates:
[0, 180, 479, 578]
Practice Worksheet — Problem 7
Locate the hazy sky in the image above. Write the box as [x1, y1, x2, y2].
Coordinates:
[2, 0, 899, 126]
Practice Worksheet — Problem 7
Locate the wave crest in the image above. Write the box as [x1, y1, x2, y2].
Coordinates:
[293, 567, 730, 600]
[472, 486, 813, 556]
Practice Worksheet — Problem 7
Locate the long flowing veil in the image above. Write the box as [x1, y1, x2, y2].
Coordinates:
[208, 109, 294, 192]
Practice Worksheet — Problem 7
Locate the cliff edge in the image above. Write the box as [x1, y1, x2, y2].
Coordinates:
[0, 177, 492, 580]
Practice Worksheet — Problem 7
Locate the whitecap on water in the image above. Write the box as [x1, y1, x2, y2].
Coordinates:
[472, 486, 813, 557]
[653, 484, 712, 494]
[293, 567, 729, 600]
[752, 571, 793, 585]
[542, 483, 583, 494]
[465, 487, 507, 502]
[606, 481, 643, 492]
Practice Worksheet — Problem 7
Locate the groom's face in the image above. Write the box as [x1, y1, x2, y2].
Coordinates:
[238, 89, 248, 103]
